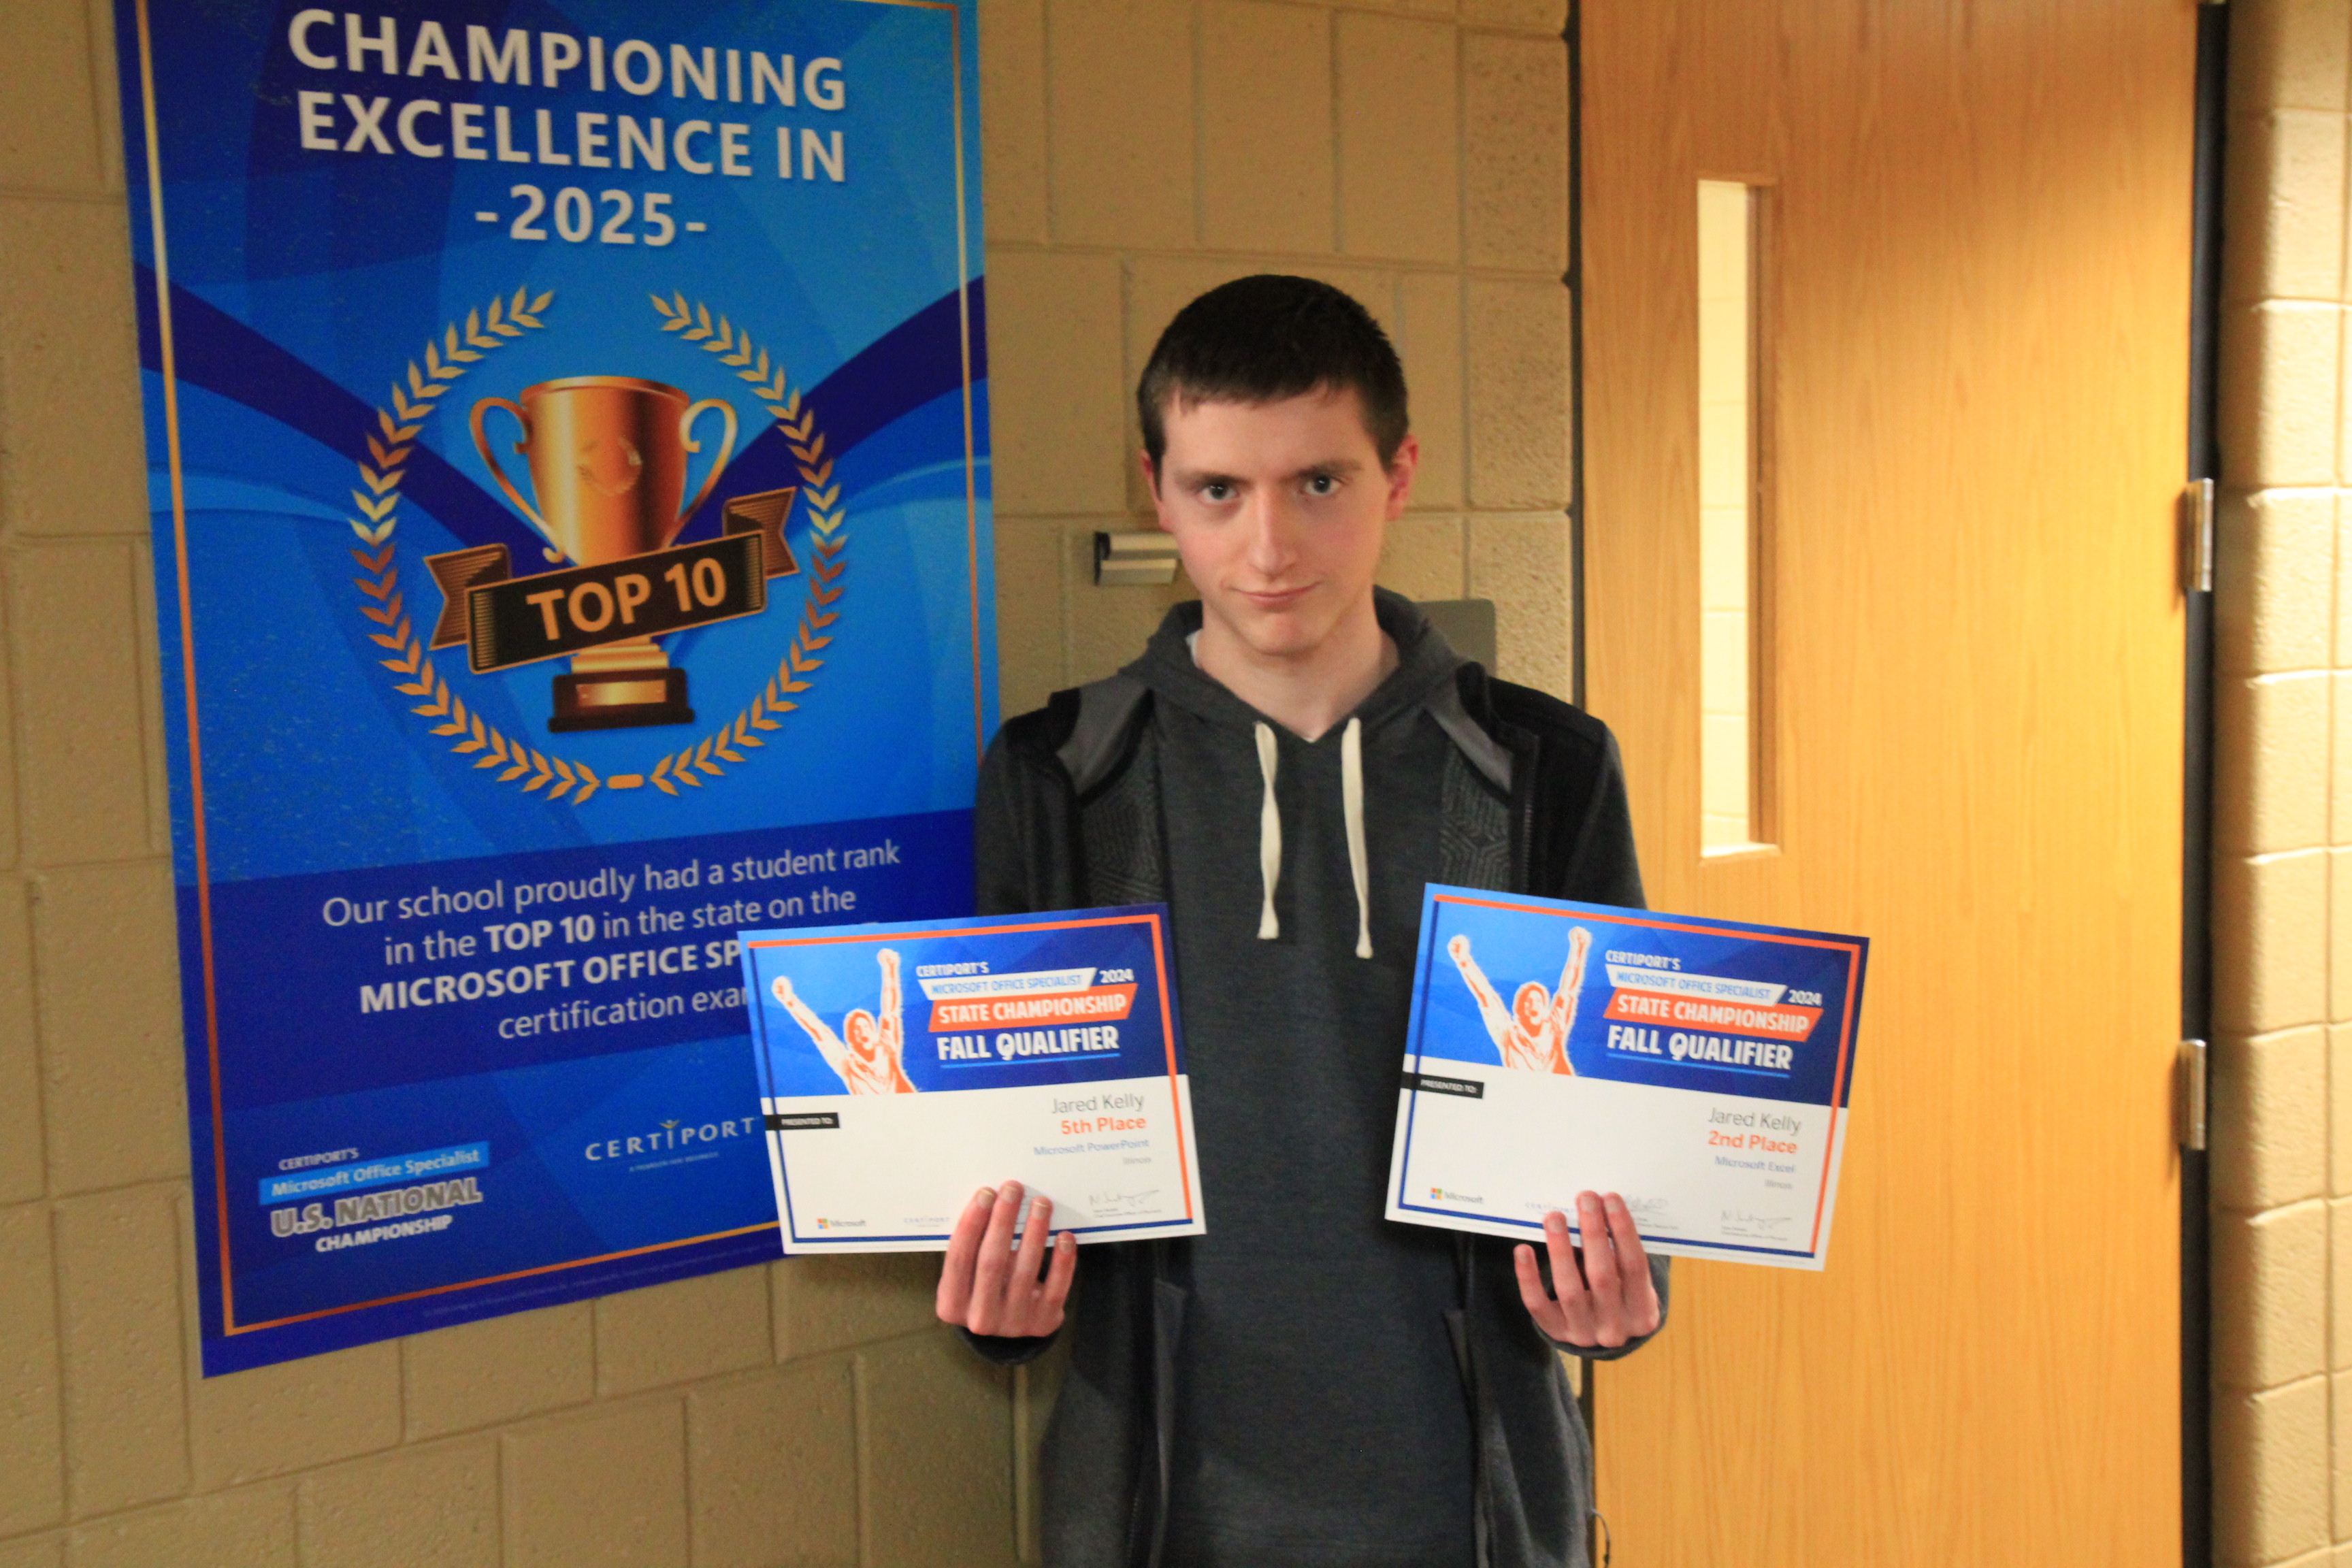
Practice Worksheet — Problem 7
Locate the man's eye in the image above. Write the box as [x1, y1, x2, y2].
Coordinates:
[1201, 483, 1234, 503]
[1305, 476, 1338, 496]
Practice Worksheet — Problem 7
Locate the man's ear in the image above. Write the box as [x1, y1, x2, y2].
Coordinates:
[1384, 434, 1422, 521]
[1141, 449, 1180, 532]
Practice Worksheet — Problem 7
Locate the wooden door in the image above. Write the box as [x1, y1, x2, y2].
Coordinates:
[1582, 5, 2194, 1565]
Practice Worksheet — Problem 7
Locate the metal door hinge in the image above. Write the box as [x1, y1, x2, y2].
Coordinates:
[2178, 1038, 2208, 1152]
[2181, 478, 2216, 594]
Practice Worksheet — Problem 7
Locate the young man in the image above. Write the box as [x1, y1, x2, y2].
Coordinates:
[937, 276, 1667, 1567]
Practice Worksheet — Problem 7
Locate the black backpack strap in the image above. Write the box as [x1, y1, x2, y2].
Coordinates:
[1055, 673, 1152, 797]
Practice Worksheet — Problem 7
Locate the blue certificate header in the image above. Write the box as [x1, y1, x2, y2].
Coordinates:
[1408, 887, 1867, 1110]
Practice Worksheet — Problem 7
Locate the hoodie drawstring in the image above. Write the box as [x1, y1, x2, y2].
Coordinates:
[1254, 722, 1282, 940]
[1252, 717, 1374, 960]
[1341, 717, 1372, 959]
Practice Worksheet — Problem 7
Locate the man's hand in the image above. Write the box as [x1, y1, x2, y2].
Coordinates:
[1515, 1191, 1661, 1350]
[936, 1180, 1077, 1339]
[770, 975, 794, 1004]
[1447, 934, 1471, 964]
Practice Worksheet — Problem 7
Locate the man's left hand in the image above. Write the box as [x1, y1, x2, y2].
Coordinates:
[1514, 1190, 1661, 1350]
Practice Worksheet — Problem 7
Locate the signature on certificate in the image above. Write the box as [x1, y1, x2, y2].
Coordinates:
[1718, 1209, 1795, 1239]
[1088, 1188, 1161, 1217]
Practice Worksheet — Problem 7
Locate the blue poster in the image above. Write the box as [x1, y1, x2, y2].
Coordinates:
[113, 0, 992, 1373]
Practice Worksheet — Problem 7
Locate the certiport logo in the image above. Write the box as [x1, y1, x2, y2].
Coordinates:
[582, 1112, 760, 1164]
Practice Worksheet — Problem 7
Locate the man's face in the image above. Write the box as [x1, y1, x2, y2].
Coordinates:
[1514, 983, 1550, 1034]
[844, 1010, 876, 1056]
[1147, 386, 1415, 662]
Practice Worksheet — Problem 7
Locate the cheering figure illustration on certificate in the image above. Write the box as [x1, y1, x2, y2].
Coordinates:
[771, 949, 919, 1094]
[1446, 927, 1591, 1076]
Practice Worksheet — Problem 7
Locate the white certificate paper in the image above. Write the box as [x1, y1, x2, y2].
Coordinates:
[741, 906, 1205, 1253]
[1386, 887, 1867, 1269]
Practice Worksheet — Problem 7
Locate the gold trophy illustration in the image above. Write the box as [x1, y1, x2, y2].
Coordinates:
[470, 376, 737, 731]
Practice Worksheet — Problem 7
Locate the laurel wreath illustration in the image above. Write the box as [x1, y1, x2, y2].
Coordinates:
[345, 287, 846, 802]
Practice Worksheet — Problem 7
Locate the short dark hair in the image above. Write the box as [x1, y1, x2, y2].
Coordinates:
[1137, 275, 1409, 471]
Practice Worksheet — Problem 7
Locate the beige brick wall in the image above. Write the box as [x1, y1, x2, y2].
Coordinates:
[0, 0, 1576, 1562]
[2216, 3, 2352, 1564]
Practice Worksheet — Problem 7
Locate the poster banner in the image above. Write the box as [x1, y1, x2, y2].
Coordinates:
[113, 0, 991, 1373]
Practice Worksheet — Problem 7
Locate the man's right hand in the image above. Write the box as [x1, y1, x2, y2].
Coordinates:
[936, 1180, 1076, 1339]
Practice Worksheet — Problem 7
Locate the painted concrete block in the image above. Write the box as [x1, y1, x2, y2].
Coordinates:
[2215, 488, 2332, 679]
[0, 879, 44, 1205]
[0, 1, 105, 192]
[297, 1441, 498, 1568]
[1396, 272, 1466, 510]
[66, 1486, 295, 1568]
[773, 1250, 951, 1363]
[594, 1267, 771, 1396]
[686, 1358, 858, 1568]
[2212, 1027, 2329, 1211]
[1200, 2, 1334, 255]
[860, 1333, 1018, 1568]
[2230, 0, 2352, 114]
[2219, 301, 2341, 489]
[10, 545, 157, 867]
[402, 1303, 593, 1441]
[2223, 110, 2348, 306]
[502, 1401, 688, 1568]
[1465, 280, 1570, 510]
[2215, 847, 2328, 1034]
[985, 250, 1130, 518]
[2212, 1200, 2328, 1390]
[1044, 0, 1194, 249]
[1464, 33, 1567, 274]
[2216, 1376, 2330, 1566]
[979, 0, 1049, 245]
[2216, 672, 2330, 855]
[994, 519, 1066, 718]
[0, 1203, 65, 1536]
[1336, 12, 1459, 263]
[0, 200, 146, 536]
[31, 861, 187, 1195]
[52, 1184, 186, 1518]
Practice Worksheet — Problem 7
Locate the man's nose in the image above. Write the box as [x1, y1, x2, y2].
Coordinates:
[1239, 491, 1300, 576]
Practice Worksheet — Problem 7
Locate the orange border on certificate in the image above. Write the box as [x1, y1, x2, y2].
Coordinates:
[1430, 892, 1863, 1258]
[132, 0, 989, 1339]
[746, 910, 1197, 1226]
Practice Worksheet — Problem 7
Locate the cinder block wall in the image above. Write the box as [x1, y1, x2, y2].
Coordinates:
[2213, 3, 2352, 1564]
[0, 0, 1578, 1563]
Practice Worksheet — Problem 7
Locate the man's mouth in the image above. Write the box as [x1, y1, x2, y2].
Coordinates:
[1235, 585, 1313, 611]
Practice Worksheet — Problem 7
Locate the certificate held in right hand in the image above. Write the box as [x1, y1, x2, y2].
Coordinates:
[1388, 886, 1869, 1270]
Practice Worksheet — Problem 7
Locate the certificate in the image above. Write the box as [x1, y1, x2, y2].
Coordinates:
[1386, 887, 1867, 1269]
[742, 906, 1205, 1252]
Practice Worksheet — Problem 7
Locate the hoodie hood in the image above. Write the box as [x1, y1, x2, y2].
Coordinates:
[1117, 588, 1469, 959]
[1120, 587, 1467, 737]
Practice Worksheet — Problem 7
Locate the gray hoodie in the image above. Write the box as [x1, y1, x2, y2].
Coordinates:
[1134, 594, 1484, 1566]
[966, 590, 1667, 1568]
